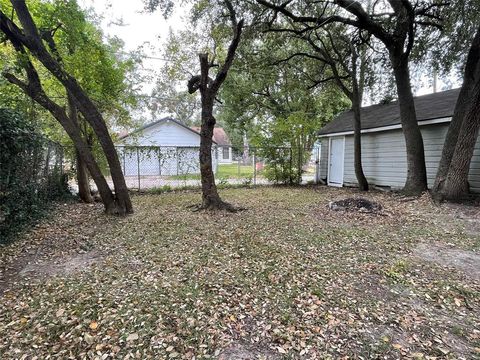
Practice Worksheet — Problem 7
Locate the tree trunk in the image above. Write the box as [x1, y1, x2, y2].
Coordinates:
[76, 150, 93, 203]
[3, 74, 118, 213]
[352, 97, 369, 191]
[8, 1, 133, 215]
[199, 101, 223, 209]
[433, 26, 480, 195]
[68, 93, 93, 203]
[391, 57, 428, 194]
[441, 82, 480, 200]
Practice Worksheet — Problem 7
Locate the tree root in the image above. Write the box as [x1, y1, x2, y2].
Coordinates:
[187, 200, 245, 213]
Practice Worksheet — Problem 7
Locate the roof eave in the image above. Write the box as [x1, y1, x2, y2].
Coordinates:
[318, 117, 452, 138]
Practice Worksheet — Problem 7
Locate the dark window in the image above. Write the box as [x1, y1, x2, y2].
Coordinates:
[222, 147, 230, 159]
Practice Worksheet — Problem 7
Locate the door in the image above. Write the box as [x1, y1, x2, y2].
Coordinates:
[328, 137, 344, 186]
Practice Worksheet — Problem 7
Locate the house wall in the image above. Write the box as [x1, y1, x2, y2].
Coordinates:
[217, 146, 233, 164]
[122, 120, 201, 147]
[322, 123, 480, 192]
[118, 120, 218, 176]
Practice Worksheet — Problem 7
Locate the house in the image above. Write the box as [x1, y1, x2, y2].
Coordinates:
[117, 117, 218, 176]
[317, 88, 480, 193]
[191, 127, 233, 164]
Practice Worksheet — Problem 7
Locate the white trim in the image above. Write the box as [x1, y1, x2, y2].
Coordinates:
[319, 117, 452, 138]
[327, 136, 345, 187]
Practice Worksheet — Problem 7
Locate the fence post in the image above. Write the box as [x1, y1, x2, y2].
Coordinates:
[137, 147, 140, 191]
[298, 147, 302, 184]
[176, 147, 179, 175]
[289, 147, 293, 185]
[253, 149, 257, 186]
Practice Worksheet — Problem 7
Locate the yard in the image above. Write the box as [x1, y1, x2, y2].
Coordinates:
[0, 187, 479, 359]
[171, 163, 256, 181]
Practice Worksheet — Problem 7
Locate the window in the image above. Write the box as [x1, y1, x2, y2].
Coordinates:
[222, 147, 230, 160]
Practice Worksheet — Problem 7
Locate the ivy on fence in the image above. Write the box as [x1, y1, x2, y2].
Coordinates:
[0, 109, 69, 243]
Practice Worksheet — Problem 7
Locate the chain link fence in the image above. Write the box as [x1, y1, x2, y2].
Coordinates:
[113, 145, 321, 191]
[1, 139, 67, 242]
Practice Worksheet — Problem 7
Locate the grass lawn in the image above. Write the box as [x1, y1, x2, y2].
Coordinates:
[171, 163, 255, 180]
[0, 187, 479, 359]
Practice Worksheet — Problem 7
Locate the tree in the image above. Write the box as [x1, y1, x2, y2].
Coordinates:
[149, 30, 201, 124]
[265, 22, 371, 190]
[435, 25, 480, 199]
[219, 31, 349, 183]
[187, 0, 244, 210]
[255, 0, 449, 194]
[0, 0, 133, 214]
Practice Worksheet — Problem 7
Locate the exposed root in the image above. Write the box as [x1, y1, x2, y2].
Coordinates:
[188, 200, 245, 213]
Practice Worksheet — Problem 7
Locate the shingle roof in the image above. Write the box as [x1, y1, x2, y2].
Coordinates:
[191, 127, 232, 146]
[319, 88, 460, 135]
[119, 117, 216, 144]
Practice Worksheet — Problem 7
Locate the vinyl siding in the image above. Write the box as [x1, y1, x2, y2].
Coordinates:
[121, 120, 201, 147]
[118, 120, 218, 176]
[340, 123, 480, 192]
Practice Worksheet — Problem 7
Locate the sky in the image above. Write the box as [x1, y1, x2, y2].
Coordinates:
[78, 0, 189, 94]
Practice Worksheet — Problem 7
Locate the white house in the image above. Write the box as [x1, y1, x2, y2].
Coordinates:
[117, 118, 218, 176]
[318, 89, 480, 193]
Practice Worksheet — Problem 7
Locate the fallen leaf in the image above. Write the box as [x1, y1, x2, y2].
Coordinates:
[126, 333, 139, 342]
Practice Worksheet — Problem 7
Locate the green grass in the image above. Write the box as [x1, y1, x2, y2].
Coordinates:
[171, 163, 256, 180]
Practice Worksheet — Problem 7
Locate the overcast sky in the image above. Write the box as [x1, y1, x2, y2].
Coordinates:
[78, 0, 189, 94]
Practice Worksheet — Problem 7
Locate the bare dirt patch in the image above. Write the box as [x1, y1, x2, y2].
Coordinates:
[0, 202, 109, 296]
[443, 203, 480, 236]
[218, 343, 280, 360]
[329, 197, 383, 213]
[413, 242, 480, 280]
[19, 250, 102, 278]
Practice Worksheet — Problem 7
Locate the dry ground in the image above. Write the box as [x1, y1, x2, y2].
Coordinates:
[0, 187, 479, 359]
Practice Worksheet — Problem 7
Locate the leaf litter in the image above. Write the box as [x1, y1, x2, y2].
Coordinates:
[0, 187, 479, 359]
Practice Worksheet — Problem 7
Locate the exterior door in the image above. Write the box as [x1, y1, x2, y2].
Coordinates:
[328, 137, 344, 186]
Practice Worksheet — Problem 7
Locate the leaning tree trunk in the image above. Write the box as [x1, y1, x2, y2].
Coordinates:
[2, 72, 118, 213]
[68, 93, 93, 203]
[433, 25, 480, 195]
[6, 1, 133, 215]
[441, 82, 480, 200]
[391, 56, 428, 194]
[75, 151, 93, 203]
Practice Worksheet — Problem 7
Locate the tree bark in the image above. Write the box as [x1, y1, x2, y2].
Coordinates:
[391, 57, 428, 194]
[350, 45, 368, 191]
[5, 1, 133, 215]
[68, 94, 93, 203]
[75, 151, 93, 203]
[351, 97, 369, 191]
[433, 26, 480, 195]
[441, 82, 480, 199]
[199, 94, 223, 208]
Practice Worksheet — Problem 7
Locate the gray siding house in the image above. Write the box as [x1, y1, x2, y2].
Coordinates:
[318, 89, 480, 193]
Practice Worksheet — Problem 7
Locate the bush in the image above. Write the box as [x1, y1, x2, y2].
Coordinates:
[0, 109, 69, 243]
[257, 147, 307, 185]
